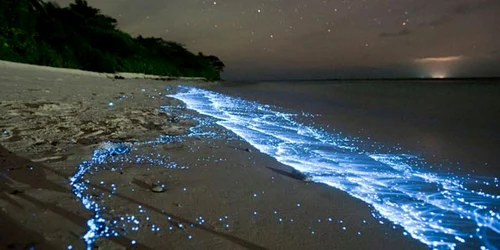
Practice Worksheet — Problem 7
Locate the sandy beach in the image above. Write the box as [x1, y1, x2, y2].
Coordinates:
[0, 62, 426, 249]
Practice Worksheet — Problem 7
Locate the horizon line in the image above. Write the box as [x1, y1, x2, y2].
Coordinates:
[224, 76, 500, 83]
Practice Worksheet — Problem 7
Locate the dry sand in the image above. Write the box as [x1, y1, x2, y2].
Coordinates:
[0, 61, 426, 249]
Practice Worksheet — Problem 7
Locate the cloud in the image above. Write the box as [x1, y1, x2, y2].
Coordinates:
[379, 29, 412, 38]
[419, 0, 499, 28]
[419, 15, 453, 27]
[414, 56, 464, 63]
[453, 1, 499, 15]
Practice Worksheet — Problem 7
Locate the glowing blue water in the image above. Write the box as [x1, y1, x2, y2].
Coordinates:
[69, 142, 131, 248]
[170, 85, 500, 250]
[68, 107, 219, 248]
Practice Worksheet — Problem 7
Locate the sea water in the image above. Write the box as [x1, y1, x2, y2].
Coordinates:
[170, 81, 500, 250]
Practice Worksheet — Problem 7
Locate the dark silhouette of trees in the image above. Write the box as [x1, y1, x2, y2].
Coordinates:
[206, 55, 225, 73]
[0, 0, 224, 80]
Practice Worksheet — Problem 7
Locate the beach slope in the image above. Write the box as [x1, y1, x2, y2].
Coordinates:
[0, 62, 425, 249]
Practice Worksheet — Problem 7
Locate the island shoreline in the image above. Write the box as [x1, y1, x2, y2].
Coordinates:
[0, 62, 426, 249]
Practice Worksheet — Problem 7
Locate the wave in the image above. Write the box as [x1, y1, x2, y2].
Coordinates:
[169, 85, 500, 250]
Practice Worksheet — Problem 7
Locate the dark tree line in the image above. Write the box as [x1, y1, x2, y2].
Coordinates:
[0, 0, 225, 80]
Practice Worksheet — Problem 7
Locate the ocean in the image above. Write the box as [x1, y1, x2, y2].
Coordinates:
[211, 80, 500, 177]
[170, 79, 500, 249]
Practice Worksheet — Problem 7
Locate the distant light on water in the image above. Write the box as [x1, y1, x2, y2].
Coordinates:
[415, 55, 461, 80]
[170, 86, 500, 249]
[432, 73, 447, 79]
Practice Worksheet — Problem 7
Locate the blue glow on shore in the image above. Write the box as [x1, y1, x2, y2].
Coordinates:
[69, 142, 131, 248]
[169, 86, 500, 250]
[68, 102, 218, 248]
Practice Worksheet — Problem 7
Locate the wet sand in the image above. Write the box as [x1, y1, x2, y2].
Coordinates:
[0, 62, 426, 249]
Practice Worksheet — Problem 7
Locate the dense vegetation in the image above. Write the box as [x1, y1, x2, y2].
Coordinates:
[0, 0, 224, 80]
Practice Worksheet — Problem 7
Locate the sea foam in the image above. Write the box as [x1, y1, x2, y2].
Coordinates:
[170, 85, 500, 250]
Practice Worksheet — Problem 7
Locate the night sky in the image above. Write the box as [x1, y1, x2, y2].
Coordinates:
[54, 0, 500, 80]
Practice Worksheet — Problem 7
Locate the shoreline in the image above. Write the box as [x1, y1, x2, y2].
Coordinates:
[0, 60, 209, 82]
[0, 63, 426, 249]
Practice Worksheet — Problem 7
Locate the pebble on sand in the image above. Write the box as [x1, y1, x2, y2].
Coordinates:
[151, 184, 166, 193]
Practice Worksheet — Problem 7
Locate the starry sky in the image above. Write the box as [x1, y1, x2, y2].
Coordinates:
[54, 0, 500, 80]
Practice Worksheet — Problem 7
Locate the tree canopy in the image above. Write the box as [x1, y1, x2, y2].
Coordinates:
[0, 0, 224, 80]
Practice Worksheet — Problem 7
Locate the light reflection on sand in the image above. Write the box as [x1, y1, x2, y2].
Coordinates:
[170, 85, 500, 250]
